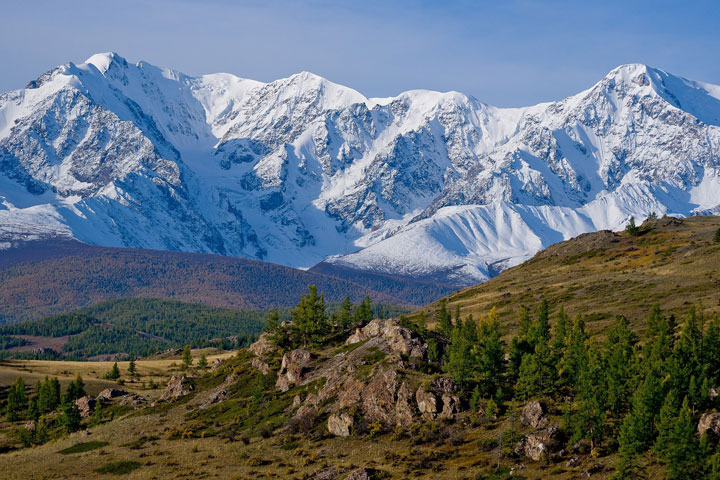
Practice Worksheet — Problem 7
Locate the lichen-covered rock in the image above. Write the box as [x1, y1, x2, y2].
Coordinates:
[158, 375, 193, 402]
[75, 395, 96, 418]
[699, 412, 720, 437]
[521, 400, 548, 428]
[346, 319, 426, 358]
[416, 387, 438, 420]
[251, 357, 270, 375]
[276, 349, 312, 392]
[327, 412, 354, 436]
[97, 388, 127, 402]
[515, 426, 562, 461]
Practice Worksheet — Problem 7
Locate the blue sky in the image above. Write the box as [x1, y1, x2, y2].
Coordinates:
[2, 0, 719, 106]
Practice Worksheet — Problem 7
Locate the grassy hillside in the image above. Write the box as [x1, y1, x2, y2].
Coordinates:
[416, 216, 720, 335]
[0, 239, 450, 323]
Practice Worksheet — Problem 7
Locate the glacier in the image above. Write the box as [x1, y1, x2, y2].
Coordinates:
[0, 53, 719, 286]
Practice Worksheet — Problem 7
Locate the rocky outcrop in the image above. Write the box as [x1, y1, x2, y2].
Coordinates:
[699, 412, 720, 437]
[416, 388, 439, 420]
[119, 394, 145, 406]
[521, 400, 548, 429]
[346, 319, 426, 358]
[346, 468, 372, 480]
[276, 349, 312, 392]
[97, 388, 127, 402]
[158, 375, 193, 402]
[415, 378, 461, 420]
[249, 332, 276, 357]
[251, 357, 270, 375]
[76, 396, 96, 418]
[327, 412, 354, 437]
[515, 426, 562, 461]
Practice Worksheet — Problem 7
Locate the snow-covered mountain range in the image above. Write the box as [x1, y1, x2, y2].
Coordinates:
[1, 53, 719, 286]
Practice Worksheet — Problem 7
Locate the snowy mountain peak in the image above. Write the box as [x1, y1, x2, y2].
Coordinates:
[84, 51, 128, 74]
[1, 54, 719, 286]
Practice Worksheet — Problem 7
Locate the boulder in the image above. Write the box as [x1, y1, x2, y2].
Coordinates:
[310, 466, 344, 480]
[119, 394, 145, 406]
[276, 349, 312, 392]
[327, 412, 354, 437]
[416, 387, 438, 420]
[97, 388, 127, 402]
[199, 389, 227, 409]
[521, 400, 548, 429]
[346, 468, 372, 480]
[75, 395, 96, 418]
[158, 375, 193, 402]
[361, 368, 401, 425]
[515, 426, 561, 461]
[249, 332, 276, 357]
[251, 357, 270, 375]
[440, 394, 461, 419]
[346, 319, 426, 358]
[699, 412, 720, 437]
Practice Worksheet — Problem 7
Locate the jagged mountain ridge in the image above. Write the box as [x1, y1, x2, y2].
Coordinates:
[1, 53, 719, 285]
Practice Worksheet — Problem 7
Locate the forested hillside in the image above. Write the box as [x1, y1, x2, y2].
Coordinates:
[0, 239, 448, 323]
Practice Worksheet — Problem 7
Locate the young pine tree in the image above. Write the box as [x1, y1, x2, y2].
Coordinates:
[106, 362, 120, 380]
[128, 357, 137, 377]
[182, 345, 193, 369]
[714, 227, 720, 244]
[198, 353, 208, 370]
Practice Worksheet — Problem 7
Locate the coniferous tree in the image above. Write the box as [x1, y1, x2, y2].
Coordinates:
[62, 401, 82, 433]
[444, 315, 475, 387]
[437, 301, 453, 337]
[106, 362, 120, 380]
[567, 349, 606, 453]
[714, 227, 720, 244]
[626, 216, 639, 236]
[128, 356, 137, 376]
[603, 316, 636, 419]
[198, 353, 208, 370]
[338, 297, 353, 328]
[182, 345, 193, 369]
[550, 305, 570, 362]
[527, 299, 550, 349]
[654, 389, 679, 458]
[474, 307, 505, 395]
[64, 374, 85, 404]
[292, 285, 329, 346]
[617, 366, 664, 454]
[559, 315, 588, 388]
[6, 377, 28, 421]
[354, 295, 373, 325]
[664, 397, 703, 480]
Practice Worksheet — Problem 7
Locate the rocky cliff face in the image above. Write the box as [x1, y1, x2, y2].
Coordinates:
[1, 54, 718, 285]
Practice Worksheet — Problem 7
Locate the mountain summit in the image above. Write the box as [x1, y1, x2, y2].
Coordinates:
[1, 55, 718, 285]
